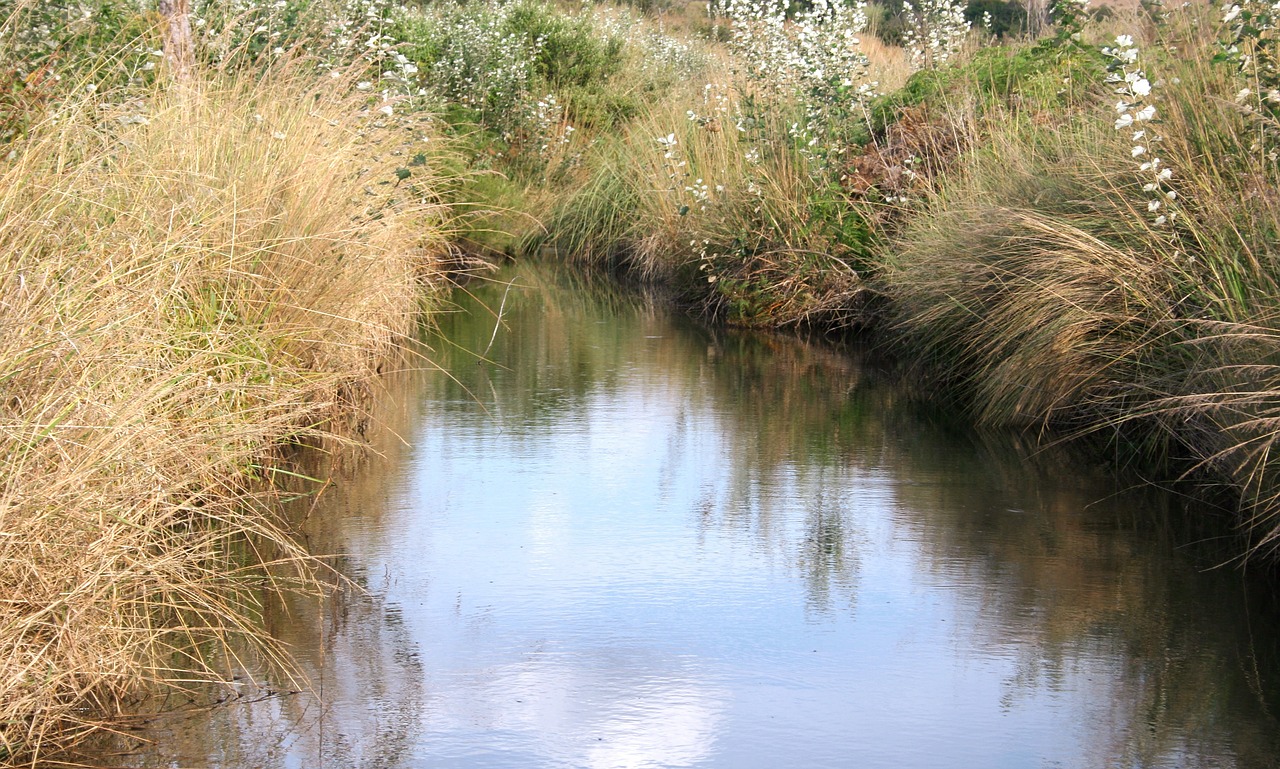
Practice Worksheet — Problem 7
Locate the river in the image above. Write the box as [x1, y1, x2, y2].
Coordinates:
[103, 263, 1280, 769]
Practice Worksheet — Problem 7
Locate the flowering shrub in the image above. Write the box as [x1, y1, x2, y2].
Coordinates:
[716, 0, 874, 102]
[713, 0, 880, 172]
[900, 0, 971, 69]
[595, 6, 706, 81]
[395, 2, 540, 136]
[1, 0, 155, 114]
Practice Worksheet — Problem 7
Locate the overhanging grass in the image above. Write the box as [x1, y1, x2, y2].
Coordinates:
[879, 10, 1280, 553]
[0, 66, 448, 763]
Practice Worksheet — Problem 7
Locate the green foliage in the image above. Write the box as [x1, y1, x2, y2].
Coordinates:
[869, 37, 1105, 133]
[1, 0, 156, 141]
[807, 183, 877, 267]
[504, 5, 627, 89]
[393, 0, 631, 137]
[965, 0, 1025, 36]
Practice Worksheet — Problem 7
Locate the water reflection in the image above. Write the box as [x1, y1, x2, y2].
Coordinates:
[96, 264, 1280, 769]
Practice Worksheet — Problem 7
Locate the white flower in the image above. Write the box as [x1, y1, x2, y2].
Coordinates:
[1136, 105, 1157, 121]
[1115, 34, 1134, 47]
[1236, 88, 1253, 103]
[378, 104, 393, 116]
[1132, 145, 1147, 157]
[272, 131, 286, 140]
[1223, 4, 1241, 22]
[1132, 78, 1151, 97]
[1153, 214, 1168, 225]
[1158, 168, 1173, 180]
[1115, 113, 1135, 130]
[356, 81, 372, 91]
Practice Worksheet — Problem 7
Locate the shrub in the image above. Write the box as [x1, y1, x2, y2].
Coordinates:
[965, 0, 1026, 37]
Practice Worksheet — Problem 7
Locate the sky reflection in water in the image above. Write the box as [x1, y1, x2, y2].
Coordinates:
[112, 265, 1280, 769]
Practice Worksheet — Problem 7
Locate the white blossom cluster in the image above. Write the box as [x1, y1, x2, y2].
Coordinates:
[6, 0, 103, 63]
[3, 0, 412, 81]
[900, 0, 971, 70]
[686, 82, 733, 127]
[411, 2, 544, 135]
[713, 0, 878, 170]
[594, 6, 706, 79]
[715, 0, 874, 106]
[189, 0, 409, 67]
[1104, 35, 1178, 227]
[532, 93, 575, 156]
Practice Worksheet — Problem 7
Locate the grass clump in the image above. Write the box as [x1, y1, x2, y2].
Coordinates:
[879, 7, 1280, 552]
[0, 65, 447, 762]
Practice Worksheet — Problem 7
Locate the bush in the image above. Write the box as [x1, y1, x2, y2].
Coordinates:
[965, 0, 1026, 36]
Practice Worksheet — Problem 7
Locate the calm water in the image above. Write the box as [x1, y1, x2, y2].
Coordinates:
[106, 264, 1280, 769]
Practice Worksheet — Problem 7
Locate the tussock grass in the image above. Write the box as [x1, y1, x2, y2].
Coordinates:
[882, 116, 1180, 427]
[881, 8, 1280, 552]
[0, 67, 447, 763]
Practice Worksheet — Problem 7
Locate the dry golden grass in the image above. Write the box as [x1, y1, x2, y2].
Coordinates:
[860, 32, 913, 93]
[0, 67, 448, 763]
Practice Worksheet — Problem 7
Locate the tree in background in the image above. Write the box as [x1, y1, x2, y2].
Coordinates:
[158, 0, 193, 76]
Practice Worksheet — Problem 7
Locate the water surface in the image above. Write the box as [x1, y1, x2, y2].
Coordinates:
[111, 265, 1280, 768]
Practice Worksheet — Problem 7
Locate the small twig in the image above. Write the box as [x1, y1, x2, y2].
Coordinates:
[481, 275, 519, 359]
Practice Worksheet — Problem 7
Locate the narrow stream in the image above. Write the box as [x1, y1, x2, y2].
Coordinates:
[109, 264, 1280, 768]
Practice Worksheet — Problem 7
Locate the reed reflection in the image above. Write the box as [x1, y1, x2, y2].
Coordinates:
[96, 262, 1280, 769]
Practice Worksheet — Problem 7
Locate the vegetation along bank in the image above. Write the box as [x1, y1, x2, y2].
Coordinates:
[5, 0, 1280, 762]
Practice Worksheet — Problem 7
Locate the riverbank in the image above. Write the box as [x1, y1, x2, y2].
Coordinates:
[0, 63, 451, 762]
[6, 0, 1280, 762]
[517, 3, 1280, 559]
